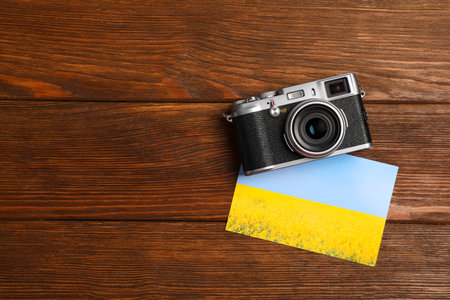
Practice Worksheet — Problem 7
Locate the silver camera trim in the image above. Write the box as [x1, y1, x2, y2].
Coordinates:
[230, 73, 361, 118]
[284, 100, 347, 158]
[244, 142, 373, 176]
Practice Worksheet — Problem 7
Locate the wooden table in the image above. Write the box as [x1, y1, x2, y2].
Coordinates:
[0, 0, 449, 298]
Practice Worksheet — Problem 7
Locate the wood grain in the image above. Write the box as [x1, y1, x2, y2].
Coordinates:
[0, 101, 448, 222]
[0, 0, 448, 297]
[0, 221, 447, 298]
[0, 0, 448, 102]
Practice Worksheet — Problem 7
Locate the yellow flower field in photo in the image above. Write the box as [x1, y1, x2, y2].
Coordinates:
[226, 184, 386, 266]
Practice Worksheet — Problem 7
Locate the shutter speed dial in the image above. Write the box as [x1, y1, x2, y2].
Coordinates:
[258, 90, 277, 99]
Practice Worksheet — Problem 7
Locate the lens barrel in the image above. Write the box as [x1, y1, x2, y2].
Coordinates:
[285, 100, 346, 158]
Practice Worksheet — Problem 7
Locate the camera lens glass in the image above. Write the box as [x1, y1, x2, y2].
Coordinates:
[291, 104, 342, 153]
[306, 118, 327, 139]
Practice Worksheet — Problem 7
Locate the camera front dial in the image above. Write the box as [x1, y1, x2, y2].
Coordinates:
[284, 100, 346, 158]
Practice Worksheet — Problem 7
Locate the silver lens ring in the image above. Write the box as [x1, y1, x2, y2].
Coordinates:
[284, 99, 346, 158]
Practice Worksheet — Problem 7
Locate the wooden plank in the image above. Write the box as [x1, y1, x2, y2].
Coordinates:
[0, 0, 448, 102]
[0, 221, 447, 298]
[0, 101, 448, 222]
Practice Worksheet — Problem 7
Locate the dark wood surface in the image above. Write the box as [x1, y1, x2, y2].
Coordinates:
[0, 222, 448, 298]
[0, 102, 448, 222]
[0, 0, 449, 298]
[1, 0, 449, 103]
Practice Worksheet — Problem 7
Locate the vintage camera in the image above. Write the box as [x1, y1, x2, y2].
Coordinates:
[226, 73, 372, 175]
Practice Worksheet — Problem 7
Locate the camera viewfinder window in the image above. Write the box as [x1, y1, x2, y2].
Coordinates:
[325, 78, 350, 98]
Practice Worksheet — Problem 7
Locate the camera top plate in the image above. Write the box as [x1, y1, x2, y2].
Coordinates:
[230, 73, 362, 118]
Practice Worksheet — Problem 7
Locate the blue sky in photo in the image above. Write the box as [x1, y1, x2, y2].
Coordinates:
[237, 155, 398, 218]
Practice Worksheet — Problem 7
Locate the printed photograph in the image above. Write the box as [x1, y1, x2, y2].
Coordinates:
[226, 155, 398, 266]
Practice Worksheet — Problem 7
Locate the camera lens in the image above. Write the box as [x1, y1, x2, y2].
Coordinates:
[294, 106, 338, 153]
[306, 118, 327, 139]
[285, 100, 346, 158]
